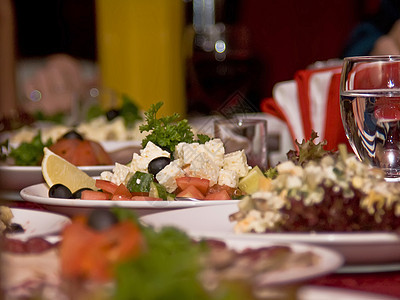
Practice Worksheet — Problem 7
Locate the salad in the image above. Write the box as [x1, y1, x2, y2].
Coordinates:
[47, 102, 260, 201]
[1, 129, 112, 166]
[7, 94, 144, 143]
[229, 132, 400, 233]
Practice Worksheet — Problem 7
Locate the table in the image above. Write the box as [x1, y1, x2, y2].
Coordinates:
[3, 199, 400, 299]
[309, 272, 400, 298]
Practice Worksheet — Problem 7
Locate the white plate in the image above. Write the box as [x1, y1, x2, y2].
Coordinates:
[100, 140, 141, 153]
[20, 183, 239, 217]
[0, 165, 114, 192]
[298, 286, 398, 300]
[140, 203, 400, 265]
[5, 208, 71, 241]
[202, 238, 343, 286]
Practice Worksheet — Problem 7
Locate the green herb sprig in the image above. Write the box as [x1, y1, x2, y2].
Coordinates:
[111, 208, 253, 300]
[9, 131, 52, 166]
[286, 130, 333, 166]
[139, 102, 211, 153]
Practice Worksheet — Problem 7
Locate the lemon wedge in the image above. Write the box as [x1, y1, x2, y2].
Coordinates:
[42, 147, 97, 192]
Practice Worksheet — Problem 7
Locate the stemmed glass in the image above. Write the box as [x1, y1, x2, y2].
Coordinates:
[339, 55, 400, 180]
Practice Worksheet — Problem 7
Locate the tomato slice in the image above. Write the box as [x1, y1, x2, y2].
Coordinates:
[131, 196, 163, 201]
[113, 183, 132, 198]
[49, 138, 80, 164]
[131, 192, 150, 197]
[204, 190, 231, 200]
[111, 194, 132, 201]
[176, 177, 210, 195]
[73, 140, 100, 166]
[176, 185, 205, 200]
[89, 140, 113, 165]
[60, 221, 99, 278]
[81, 190, 110, 200]
[96, 179, 119, 194]
[60, 219, 143, 281]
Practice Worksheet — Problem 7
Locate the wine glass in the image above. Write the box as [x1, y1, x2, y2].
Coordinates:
[340, 55, 400, 180]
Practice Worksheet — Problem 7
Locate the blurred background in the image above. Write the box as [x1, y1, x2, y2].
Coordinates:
[8, 0, 394, 118]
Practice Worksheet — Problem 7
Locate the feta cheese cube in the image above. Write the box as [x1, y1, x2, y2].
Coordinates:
[188, 152, 220, 186]
[223, 150, 250, 177]
[129, 153, 142, 173]
[132, 141, 170, 172]
[100, 171, 113, 182]
[100, 163, 132, 186]
[156, 161, 185, 193]
[112, 163, 133, 185]
[218, 169, 239, 188]
[202, 139, 225, 168]
[174, 142, 200, 166]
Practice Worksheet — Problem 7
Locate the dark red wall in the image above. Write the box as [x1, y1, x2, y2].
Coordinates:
[237, 0, 378, 98]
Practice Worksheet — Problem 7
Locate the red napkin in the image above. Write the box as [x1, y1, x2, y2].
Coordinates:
[260, 65, 350, 151]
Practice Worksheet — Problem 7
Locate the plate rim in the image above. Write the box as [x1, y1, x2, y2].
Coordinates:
[6, 207, 71, 241]
[0, 165, 115, 172]
[20, 183, 240, 209]
[202, 238, 344, 286]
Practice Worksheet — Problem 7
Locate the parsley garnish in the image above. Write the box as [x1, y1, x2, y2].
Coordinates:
[139, 102, 211, 153]
[9, 131, 52, 166]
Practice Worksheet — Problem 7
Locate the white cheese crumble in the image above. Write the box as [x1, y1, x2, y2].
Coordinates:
[187, 152, 220, 186]
[156, 160, 185, 193]
[223, 150, 250, 178]
[218, 169, 239, 188]
[130, 141, 170, 172]
[100, 163, 132, 185]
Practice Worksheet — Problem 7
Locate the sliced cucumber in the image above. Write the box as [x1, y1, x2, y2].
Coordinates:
[127, 171, 154, 193]
[149, 182, 168, 200]
[166, 193, 176, 201]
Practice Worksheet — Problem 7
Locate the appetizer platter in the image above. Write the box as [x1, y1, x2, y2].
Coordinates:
[0, 208, 343, 300]
[19, 102, 258, 216]
[0, 96, 144, 195]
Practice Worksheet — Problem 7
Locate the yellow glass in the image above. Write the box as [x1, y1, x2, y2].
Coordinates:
[95, 0, 186, 117]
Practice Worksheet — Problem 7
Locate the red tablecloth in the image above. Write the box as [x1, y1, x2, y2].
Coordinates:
[308, 272, 400, 298]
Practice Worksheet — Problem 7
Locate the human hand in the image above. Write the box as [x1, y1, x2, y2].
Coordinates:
[23, 54, 85, 115]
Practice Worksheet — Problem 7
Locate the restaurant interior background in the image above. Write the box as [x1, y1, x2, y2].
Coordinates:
[13, 0, 378, 116]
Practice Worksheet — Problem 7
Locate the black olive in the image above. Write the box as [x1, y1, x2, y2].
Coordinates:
[49, 184, 73, 199]
[148, 156, 171, 176]
[72, 187, 93, 199]
[6, 223, 24, 234]
[106, 109, 120, 121]
[87, 209, 118, 231]
[62, 130, 84, 140]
